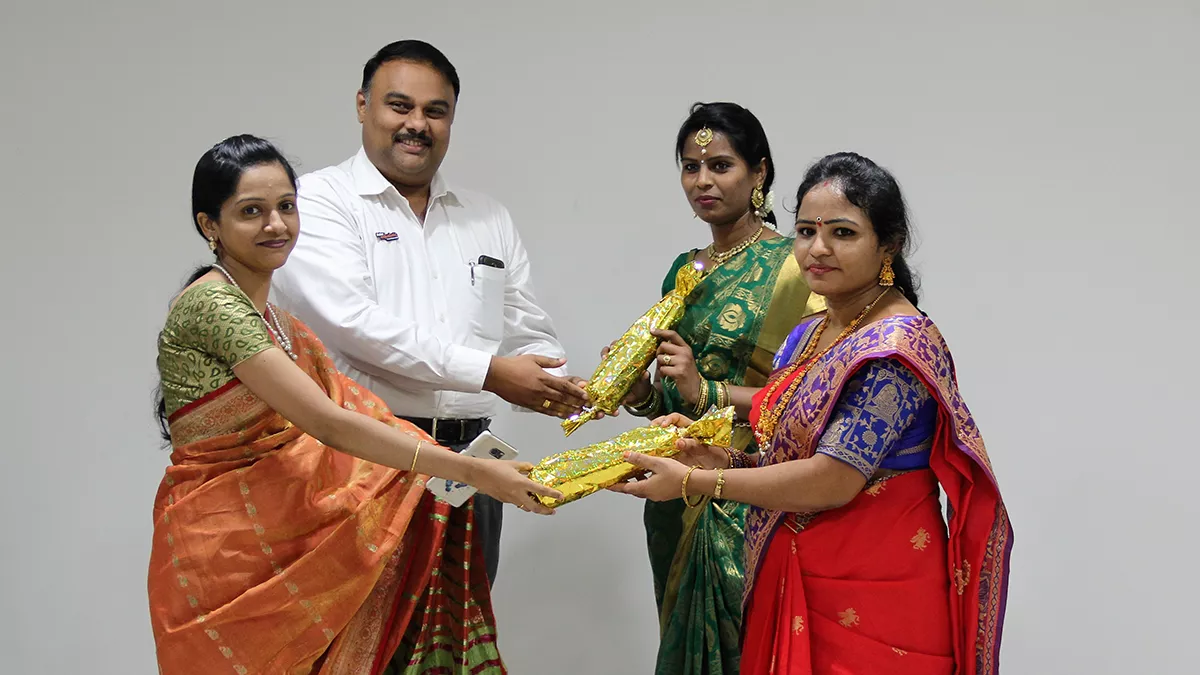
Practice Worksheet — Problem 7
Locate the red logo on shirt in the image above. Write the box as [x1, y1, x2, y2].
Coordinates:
[375, 232, 399, 242]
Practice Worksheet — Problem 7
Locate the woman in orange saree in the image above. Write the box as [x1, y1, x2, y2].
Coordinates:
[611, 152, 1012, 674]
[150, 135, 560, 675]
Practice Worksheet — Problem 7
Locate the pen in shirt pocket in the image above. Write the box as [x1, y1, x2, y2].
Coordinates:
[469, 255, 506, 286]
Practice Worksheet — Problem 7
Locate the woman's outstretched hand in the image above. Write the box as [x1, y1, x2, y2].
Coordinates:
[471, 459, 562, 515]
[608, 452, 694, 502]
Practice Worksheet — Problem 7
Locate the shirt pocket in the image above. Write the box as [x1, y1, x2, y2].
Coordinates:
[468, 262, 506, 344]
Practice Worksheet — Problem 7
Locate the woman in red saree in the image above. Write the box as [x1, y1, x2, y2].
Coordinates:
[150, 135, 560, 674]
[612, 152, 1012, 674]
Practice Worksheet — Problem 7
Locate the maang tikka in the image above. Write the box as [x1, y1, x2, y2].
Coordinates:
[695, 126, 713, 163]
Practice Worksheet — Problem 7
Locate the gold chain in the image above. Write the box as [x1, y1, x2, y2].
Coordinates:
[754, 288, 893, 448]
[706, 225, 764, 266]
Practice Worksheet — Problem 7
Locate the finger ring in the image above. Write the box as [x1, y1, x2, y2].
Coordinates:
[662, 355, 672, 366]
[542, 399, 552, 409]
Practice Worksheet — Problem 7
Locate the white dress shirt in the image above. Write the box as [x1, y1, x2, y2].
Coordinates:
[271, 148, 567, 419]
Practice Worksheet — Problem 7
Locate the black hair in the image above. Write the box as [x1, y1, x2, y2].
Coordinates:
[191, 134, 299, 245]
[674, 102, 777, 225]
[154, 134, 299, 443]
[360, 40, 460, 99]
[794, 152, 921, 307]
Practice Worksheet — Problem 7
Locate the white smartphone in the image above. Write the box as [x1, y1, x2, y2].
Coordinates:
[424, 430, 519, 507]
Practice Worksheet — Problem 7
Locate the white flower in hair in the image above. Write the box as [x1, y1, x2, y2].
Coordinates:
[757, 190, 775, 218]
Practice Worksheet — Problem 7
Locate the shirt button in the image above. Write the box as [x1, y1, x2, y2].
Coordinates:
[431, 270, 439, 279]
[438, 313, 446, 322]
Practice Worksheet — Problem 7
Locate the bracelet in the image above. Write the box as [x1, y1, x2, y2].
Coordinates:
[692, 378, 711, 416]
[710, 381, 729, 408]
[627, 384, 655, 410]
[728, 449, 753, 469]
[682, 466, 703, 507]
[714, 468, 726, 500]
[410, 439, 423, 473]
[624, 385, 663, 417]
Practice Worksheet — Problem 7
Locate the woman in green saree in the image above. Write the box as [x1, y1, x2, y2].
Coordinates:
[619, 103, 824, 674]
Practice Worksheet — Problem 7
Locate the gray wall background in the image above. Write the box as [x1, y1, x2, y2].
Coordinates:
[2, 1, 1197, 672]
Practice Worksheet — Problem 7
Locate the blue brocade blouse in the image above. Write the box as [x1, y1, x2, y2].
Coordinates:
[773, 318, 936, 477]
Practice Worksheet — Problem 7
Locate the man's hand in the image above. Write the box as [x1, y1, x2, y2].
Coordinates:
[483, 355, 590, 418]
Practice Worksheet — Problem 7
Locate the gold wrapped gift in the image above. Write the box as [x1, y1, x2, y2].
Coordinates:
[561, 261, 706, 437]
[531, 407, 734, 508]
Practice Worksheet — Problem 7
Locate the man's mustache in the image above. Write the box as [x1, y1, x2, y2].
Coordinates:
[393, 132, 432, 145]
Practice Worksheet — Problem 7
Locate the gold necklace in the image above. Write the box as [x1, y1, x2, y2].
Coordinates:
[706, 224, 764, 266]
[754, 288, 892, 449]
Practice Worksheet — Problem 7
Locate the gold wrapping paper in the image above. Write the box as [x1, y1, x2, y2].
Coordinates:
[561, 261, 706, 436]
[531, 407, 734, 508]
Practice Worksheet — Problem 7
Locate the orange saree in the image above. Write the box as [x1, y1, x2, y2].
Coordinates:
[150, 283, 503, 674]
[741, 316, 1012, 675]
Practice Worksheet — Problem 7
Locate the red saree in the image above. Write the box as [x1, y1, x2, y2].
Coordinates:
[149, 315, 504, 674]
[741, 316, 1012, 675]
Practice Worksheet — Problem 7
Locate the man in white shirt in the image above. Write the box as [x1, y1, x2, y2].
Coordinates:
[272, 40, 588, 585]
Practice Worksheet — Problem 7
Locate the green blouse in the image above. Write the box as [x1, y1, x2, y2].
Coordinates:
[157, 282, 276, 417]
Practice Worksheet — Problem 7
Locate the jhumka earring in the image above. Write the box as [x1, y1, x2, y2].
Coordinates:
[879, 257, 895, 287]
[208, 238, 218, 253]
[752, 184, 775, 220]
[751, 185, 765, 212]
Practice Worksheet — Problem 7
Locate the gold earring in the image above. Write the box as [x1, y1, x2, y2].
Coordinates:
[750, 184, 765, 212]
[880, 257, 895, 287]
[208, 238, 218, 253]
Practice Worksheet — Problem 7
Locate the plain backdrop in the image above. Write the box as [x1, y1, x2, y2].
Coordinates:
[2, 1, 1197, 673]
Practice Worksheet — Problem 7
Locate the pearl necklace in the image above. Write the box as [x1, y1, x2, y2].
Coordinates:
[706, 224, 764, 267]
[210, 263, 298, 360]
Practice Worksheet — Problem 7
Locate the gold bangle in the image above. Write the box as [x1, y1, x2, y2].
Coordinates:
[714, 468, 726, 500]
[628, 383, 655, 409]
[682, 466, 704, 507]
[719, 382, 730, 408]
[693, 378, 710, 416]
[410, 439, 423, 473]
[625, 385, 662, 417]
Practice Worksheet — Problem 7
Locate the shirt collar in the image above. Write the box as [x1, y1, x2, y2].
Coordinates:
[351, 147, 456, 204]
